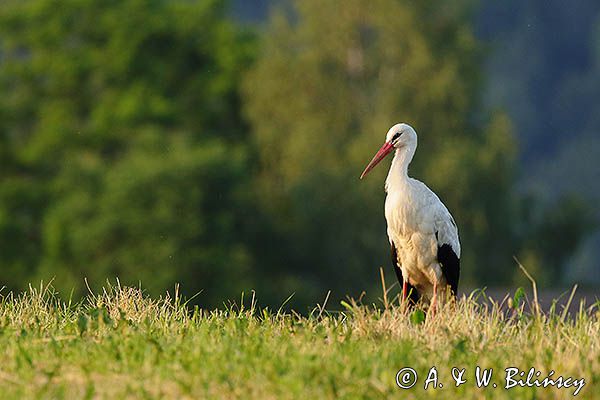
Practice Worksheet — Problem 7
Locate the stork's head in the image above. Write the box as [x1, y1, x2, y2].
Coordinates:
[360, 123, 417, 179]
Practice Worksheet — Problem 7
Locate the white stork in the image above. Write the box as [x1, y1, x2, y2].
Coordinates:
[360, 123, 460, 311]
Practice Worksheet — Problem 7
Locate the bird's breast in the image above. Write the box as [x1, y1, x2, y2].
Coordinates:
[385, 191, 433, 235]
[385, 191, 439, 285]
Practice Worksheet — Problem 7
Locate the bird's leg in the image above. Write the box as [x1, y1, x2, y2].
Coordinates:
[430, 282, 438, 316]
[402, 280, 408, 302]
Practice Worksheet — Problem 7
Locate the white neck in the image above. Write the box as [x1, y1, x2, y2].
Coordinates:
[385, 146, 415, 192]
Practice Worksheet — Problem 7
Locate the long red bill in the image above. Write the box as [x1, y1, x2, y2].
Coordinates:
[360, 141, 394, 179]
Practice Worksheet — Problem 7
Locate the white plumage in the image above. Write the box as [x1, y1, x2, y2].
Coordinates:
[361, 123, 460, 310]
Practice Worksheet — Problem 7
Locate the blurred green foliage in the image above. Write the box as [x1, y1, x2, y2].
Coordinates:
[0, 0, 593, 307]
[0, 0, 256, 303]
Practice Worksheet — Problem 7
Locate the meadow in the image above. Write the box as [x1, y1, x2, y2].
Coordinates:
[0, 278, 597, 399]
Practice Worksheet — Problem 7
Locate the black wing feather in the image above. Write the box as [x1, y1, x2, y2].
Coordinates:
[391, 241, 420, 304]
[437, 242, 460, 296]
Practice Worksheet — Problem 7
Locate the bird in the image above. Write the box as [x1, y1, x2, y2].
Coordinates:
[360, 123, 460, 312]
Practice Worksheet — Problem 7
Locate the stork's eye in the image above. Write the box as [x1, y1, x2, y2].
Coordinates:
[392, 131, 402, 141]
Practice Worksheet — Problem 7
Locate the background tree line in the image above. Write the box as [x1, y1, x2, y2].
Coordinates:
[0, 0, 595, 309]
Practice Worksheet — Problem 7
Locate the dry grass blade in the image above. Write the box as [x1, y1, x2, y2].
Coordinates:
[514, 256, 540, 317]
[317, 290, 331, 319]
[561, 284, 578, 322]
[379, 267, 389, 310]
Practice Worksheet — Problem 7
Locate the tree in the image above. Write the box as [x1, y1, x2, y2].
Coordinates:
[244, 0, 518, 302]
[0, 0, 257, 304]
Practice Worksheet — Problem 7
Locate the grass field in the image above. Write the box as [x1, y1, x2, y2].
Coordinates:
[0, 281, 597, 399]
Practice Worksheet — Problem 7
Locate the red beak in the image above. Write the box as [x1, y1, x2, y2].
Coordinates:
[360, 141, 395, 179]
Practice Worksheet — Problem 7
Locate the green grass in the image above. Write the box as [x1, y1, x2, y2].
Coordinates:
[0, 281, 597, 399]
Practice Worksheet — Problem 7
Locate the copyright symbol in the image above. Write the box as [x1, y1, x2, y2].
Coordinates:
[395, 367, 418, 389]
